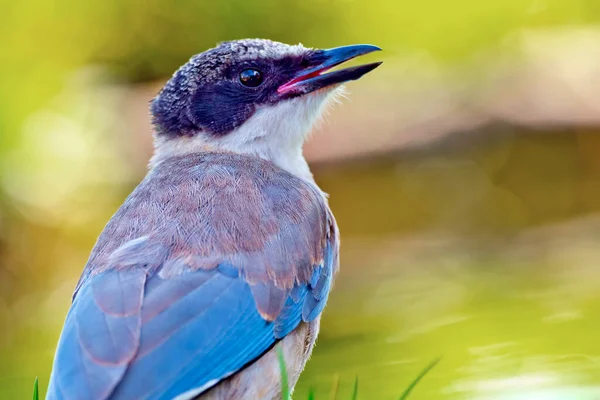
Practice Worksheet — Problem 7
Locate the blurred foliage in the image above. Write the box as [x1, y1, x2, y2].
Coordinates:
[2, 0, 600, 399]
[1, 0, 600, 147]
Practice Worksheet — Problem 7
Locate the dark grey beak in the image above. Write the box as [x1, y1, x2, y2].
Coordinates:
[278, 44, 382, 95]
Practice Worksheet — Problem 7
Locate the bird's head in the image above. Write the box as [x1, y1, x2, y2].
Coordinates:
[150, 39, 381, 177]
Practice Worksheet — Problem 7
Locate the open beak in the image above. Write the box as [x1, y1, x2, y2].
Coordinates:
[278, 44, 382, 95]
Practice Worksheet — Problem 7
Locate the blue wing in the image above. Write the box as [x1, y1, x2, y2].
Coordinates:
[47, 241, 335, 400]
[47, 152, 339, 400]
[47, 269, 146, 399]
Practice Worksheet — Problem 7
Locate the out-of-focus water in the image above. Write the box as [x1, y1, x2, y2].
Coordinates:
[295, 230, 600, 399]
[2, 129, 600, 399]
[293, 130, 600, 399]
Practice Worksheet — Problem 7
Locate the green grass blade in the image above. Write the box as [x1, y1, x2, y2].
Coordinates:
[351, 376, 358, 400]
[277, 347, 290, 400]
[307, 388, 315, 400]
[398, 358, 441, 400]
[33, 377, 39, 400]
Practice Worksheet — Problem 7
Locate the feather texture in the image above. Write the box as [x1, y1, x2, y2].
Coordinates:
[47, 152, 339, 400]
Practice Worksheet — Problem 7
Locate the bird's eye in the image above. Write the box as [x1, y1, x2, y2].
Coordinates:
[239, 69, 263, 87]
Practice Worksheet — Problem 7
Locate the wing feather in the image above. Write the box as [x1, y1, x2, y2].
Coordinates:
[47, 153, 339, 400]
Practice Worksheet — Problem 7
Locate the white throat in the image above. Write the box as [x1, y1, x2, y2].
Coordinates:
[151, 88, 344, 183]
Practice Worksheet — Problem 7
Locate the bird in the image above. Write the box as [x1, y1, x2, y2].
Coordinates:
[46, 38, 381, 400]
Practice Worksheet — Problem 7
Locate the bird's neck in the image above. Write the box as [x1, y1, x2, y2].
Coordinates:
[252, 140, 315, 183]
[150, 134, 315, 184]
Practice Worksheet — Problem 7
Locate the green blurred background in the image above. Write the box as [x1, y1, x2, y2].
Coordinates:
[2, 1, 600, 399]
